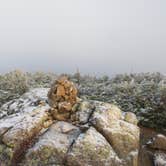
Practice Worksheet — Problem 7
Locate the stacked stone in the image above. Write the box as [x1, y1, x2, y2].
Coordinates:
[48, 76, 78, 121]
[0, 82, 140, 166]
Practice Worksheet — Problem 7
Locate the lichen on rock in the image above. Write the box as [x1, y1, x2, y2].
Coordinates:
[124, 112, 138, 125]
[67, 127, 122, 166]
[21, 121, 80, 166]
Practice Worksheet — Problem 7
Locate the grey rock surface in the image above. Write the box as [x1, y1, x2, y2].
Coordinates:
[0, 88, 140, 166]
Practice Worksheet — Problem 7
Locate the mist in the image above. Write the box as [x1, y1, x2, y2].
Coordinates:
[0, 0, 166, 76]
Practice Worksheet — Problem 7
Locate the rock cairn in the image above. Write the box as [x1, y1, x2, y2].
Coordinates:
[0, 80, 140, 166]
[47, 76, 78, 121]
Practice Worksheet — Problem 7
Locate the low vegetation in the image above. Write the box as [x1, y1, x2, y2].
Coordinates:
[0, 70, 29, 106]
[0, 70, 165, 129]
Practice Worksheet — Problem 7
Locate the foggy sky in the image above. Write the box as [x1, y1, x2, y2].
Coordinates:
[0, 0, 165, 76]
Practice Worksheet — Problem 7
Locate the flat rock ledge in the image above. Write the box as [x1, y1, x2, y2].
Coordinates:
[0, 88, 140, 166]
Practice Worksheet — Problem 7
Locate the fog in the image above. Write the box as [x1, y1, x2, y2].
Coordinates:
[0, 0, 165, 76]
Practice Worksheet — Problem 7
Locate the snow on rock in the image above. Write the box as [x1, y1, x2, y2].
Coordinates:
[0, 87, 140, 166]
[91, 101, 140, 166]
[0, 88, 49, 119]
[154, 152, 166, 166]
[67, 127, 122, 166]
[0, 88, 52, 165]
[21, 121, 80, 166]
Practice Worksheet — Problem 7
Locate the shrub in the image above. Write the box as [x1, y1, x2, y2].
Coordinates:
[0, 70, 29, 106]
[26, 72, 57, 88]
[76, 72, 166, 130]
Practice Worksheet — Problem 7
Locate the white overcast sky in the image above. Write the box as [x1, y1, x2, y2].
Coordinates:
[0, 0, 165, 76]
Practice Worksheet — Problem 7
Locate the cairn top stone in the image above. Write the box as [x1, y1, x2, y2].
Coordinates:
[47, 76, 78, 121]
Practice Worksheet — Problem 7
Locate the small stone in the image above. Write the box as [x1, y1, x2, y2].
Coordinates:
[51, 109, 70, 121]
[72, 101, 94, 124]
[56, 85, 65, 97]
[43, 119, 53, 128]
[58, 102, 72, 112]
[148, 134, 166, 151]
